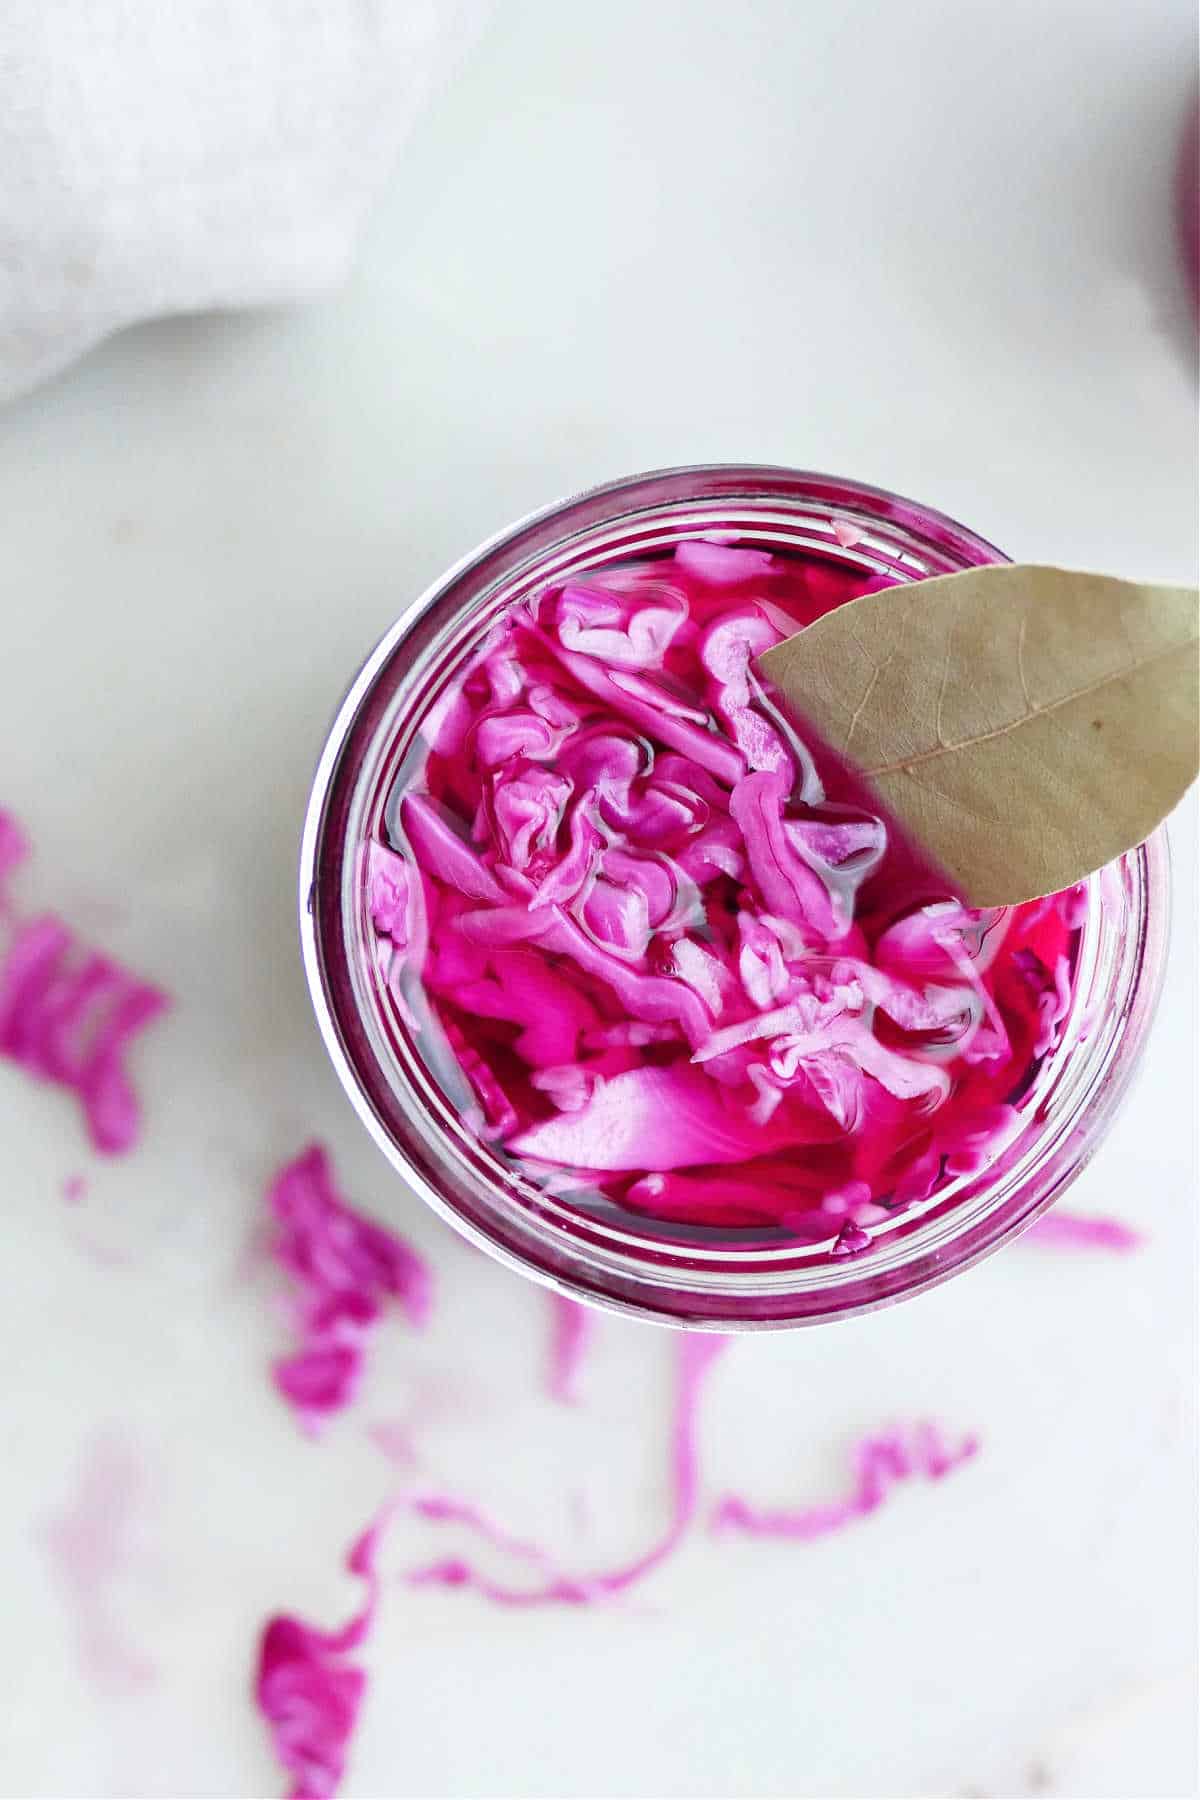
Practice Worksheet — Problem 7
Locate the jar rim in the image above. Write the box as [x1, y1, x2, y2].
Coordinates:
[300, 465, 1170, 1329]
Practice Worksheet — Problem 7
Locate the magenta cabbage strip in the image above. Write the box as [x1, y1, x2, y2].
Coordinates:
[545, 1291, 595, 1403]
[256, 1515, 385, 1800]
[0, 809, 168, 1154]
[407, 1493, 563, 1571]
[405, 1335, 726, 1607]
[1024, 1211, 1144, 1252]
[267, 1144, 433, 1426]
[365, 541, 1081, 1245]
[255, 1341, 725, 1792]
[0, 808, 29, 889]
[37, 1434, 156, 1694]
[713, 1422, 978, 1541]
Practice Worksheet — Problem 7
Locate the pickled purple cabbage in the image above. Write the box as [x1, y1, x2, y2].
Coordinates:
[0, 807, 28, 888]
[405, 1336, 725, 1607]
[267, 1145, 432, 1426]
[713, 1422, 978, 1540]
[365, 541, 1082, 1244]
[1025, 1210, 1144, 1252]
[37, 1434, 156, 1694]
[0, 809, 168, 1154]
[256, 1516, 383, 1800]
[545, 1291, 594, 1403]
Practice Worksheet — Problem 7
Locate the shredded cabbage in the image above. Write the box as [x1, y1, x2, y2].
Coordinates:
[37, 1434, 155, 1694]
[267, 1145, 432, 1426]
[404, 1336, 725, 1607]
[0, 807, 29, 888]
[713, 1422, 978, 1539]
[255, 1516, 383, 1800]
[363, 540, 1083, 1249]
[1012, 947, 1074, 1058]
[545, 1291, 595, 1403]
[1024, 1210, 1144, 1252]
[0, 812, 168, 1154]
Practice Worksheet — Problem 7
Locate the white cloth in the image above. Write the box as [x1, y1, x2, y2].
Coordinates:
[0, 1, 488, 401]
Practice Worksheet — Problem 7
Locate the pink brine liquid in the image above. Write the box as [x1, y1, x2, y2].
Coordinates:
[363, 539, 1080, 1252]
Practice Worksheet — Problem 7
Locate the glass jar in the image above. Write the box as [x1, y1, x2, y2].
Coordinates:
[299, 466, 1169, 1328]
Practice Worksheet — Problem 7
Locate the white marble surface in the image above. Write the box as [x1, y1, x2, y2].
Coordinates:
[0, 2, 1196, 1796]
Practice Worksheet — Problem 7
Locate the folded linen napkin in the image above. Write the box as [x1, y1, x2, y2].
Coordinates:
[0, 0, 488, 401]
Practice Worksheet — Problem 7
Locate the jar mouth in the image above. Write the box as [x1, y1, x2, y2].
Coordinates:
[300, 465, 1170, 1328]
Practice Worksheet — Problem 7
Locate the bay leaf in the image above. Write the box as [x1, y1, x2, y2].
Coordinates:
[757, 564, 1199, 907]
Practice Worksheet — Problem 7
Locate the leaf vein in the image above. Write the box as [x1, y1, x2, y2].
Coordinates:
[862, 636, 1192, 778]
[843, 649, 893, 755]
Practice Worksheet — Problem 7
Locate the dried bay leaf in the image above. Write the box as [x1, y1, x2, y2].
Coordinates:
[757, 564, 1199, 907]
